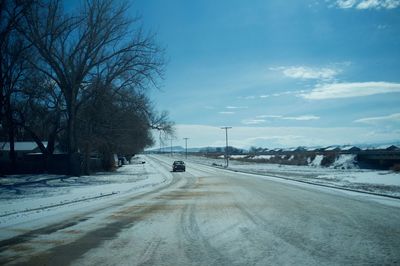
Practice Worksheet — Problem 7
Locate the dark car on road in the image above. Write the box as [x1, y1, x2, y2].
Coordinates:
[172, 161, 186, 172]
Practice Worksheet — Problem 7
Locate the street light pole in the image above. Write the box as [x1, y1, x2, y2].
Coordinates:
[221, 127, 232, 167]
[183, 138, 189, 159]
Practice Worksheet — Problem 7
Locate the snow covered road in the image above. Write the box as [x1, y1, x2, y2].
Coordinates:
[1, 155, 400, 265]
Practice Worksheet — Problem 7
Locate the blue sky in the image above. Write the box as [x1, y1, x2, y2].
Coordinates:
[134, 0, 400, 149]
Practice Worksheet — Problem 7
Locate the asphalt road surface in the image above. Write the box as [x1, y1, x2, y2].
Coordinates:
[1, 155, 400, 265]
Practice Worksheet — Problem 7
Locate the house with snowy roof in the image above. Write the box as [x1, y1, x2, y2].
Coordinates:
[341, 146, 361, 152]
[322, 146, 341, 152]
[305, 147, 321, 152]
[294, 146, 307, 152]
[0, 141, 48, 162]
[375, 145, 399, 151]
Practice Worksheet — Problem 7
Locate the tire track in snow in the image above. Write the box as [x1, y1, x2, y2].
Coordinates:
[137, 237, 163, 266]
[231, 182, 381, 265]
[179, 204, 234, 266]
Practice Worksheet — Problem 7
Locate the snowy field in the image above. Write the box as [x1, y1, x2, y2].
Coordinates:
[1, 153, 399, 243]
[174, 154, 400, 198]
[2, 155, 400, 265]
[0, 155, 173, 240]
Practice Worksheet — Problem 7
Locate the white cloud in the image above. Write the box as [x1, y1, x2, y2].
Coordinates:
[270, 66, 339, 80]
[282, 115, 320, 121]
[258, 90, 307, 99]
[255, 114, 319, 121]
[256, 115, 283, 118]
[355, 113, 400, 124]
[357, 0, 381, 8]
[300, 82, 400, 100]
[377, 24, 388, 30]
[219, 111, 235, 115]
[336, 0, 358, 8]
[237, 95, 256, 100]
[334, 0, 400, 9]
[357, 0, 400, 9]
[241, 119, 266, 125]
[226, 106, 248, 109]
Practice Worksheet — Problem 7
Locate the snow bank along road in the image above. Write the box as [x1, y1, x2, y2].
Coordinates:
[1, 155, 400, 265]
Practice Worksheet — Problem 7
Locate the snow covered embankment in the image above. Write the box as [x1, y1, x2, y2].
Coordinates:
[0, 155, 172, 236]
[242, 153, 360, 169]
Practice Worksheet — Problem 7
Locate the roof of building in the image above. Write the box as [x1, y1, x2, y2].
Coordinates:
[323, 146, 340, 151]
[0, 142, 48, 151]
[341, 145, 361, 151]
[375, 144, 399, 150]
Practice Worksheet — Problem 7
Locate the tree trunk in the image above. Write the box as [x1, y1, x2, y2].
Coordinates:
[101, 145, 115, 171]
[22, 125, 52, 173]
[67, 106, 77, 154]
[83, 142, 90, 175]
[6, 100, 16, 171]
[67, 100, 80, 176]
[8, 122, 16, 171]
[23, 125, 48, 155]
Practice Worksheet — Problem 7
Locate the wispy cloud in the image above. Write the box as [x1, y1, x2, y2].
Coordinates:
[226, 106, 248, 109]
[219, 111, 235, 115]
[258, 90, 307, 99]
[377, 24, 389, 30]
[355, 113, 400, 124]
[300, 82, 400, 100]
[256, 115, 283, 118]
[336, 0, 358, 8]
[334, 0, 400, 9]
[237, 95, 256, 100]
[241, 119, 266, 125]
[239, 115, 320, 127]
[281, 115, 320, 121]
[270, 66, 340, 80]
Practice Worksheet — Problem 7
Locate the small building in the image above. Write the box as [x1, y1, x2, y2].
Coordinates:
[375, 145, 400, 151]
[341, 145, 361, 152]
[323, 146, 341, 152]
[0, 141, 48, 161]
[294, 146, 307, 152]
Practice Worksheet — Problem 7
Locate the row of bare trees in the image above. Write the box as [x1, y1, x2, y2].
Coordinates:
[0, 0, 174, 175]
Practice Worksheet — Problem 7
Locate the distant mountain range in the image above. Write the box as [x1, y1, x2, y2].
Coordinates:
[145, 146, 247, 153]
[145, 146, 199, 153]
[145, 141, 400, 154]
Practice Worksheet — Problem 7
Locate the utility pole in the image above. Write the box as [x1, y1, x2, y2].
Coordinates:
[170, 138, 173, 157]
[183, 138, 189, 159]
[159, 130, 162, 154]
[221, 127, 232, 167]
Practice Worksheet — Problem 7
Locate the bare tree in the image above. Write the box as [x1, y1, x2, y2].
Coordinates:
[0, 0, 34, 170]
[76, 80, 173, 173]
[14, 75, 66, 156]
[20, 0, 164, 174]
